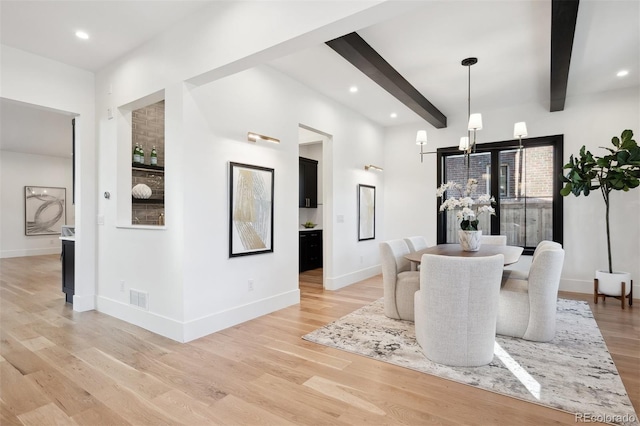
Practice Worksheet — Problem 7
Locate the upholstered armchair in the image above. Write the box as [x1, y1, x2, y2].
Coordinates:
[404, 236, 429, 252]
[415, 253, 504, 367]
[379, 240, 420, 321]
[497, 246, 565, 342]
[503, 240, 562, 280]
[480, 235, 507, 245]
[404, 236, 429, 271]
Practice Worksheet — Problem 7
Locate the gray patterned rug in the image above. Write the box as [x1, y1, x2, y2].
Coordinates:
[303, 298, 638, 426]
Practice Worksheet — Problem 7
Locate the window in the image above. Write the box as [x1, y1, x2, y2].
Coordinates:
[486, 164, 509, 197]
[437, 135, 563, 255]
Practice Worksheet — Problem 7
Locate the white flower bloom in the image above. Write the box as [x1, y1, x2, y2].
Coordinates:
[461, 207, 475, 218]
[460, 197, 474, 207]
[436, 177, 496, 230]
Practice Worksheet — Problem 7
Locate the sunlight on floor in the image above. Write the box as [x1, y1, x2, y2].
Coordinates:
[494, 342, 541, 399]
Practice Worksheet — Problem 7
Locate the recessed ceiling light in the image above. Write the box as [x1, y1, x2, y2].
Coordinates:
[616, 70, 629, 77]
[390, 113, 397, 118]
[349, 86, 358, 93]
[75, 30, 89, 40]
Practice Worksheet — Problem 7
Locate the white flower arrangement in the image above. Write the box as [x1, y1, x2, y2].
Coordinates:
[436, 178, 496, 231]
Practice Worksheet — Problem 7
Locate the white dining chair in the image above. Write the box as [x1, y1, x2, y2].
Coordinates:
[380, 240, 420, 321]
[497, 246, 565, 342]
[503, 240, 562, 280]
[480, 235, 507, 246]
[415, 253, 504, 366]
[404, 236, 429, 253]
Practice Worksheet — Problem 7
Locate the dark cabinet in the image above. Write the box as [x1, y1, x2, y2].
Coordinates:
[61, 239, 75, 304]
[299, 230, 323, 272]
[299, 157, 318, 208]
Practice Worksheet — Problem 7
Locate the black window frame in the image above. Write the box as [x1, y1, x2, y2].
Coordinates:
[436, 134, 564, 255]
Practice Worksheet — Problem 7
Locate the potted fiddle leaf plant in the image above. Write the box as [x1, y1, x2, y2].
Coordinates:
[560, 129, 640, 306]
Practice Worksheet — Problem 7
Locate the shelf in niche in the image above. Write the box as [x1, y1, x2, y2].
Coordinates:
[132, 163, 164, 172]
[132, 198, 164, 204]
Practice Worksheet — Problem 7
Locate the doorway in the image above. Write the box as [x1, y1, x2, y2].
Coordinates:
[298, 124, 329, 288]
[0, 98, 76, 259]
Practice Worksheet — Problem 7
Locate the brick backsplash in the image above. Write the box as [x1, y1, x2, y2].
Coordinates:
[132, 100, 165, 166]
[132, 99, 165, 226]
[132, 204, 164, 226]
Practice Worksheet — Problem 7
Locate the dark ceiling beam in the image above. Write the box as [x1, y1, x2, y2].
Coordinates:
[550, 0, 580, 112]
[326, 32, 447, 129]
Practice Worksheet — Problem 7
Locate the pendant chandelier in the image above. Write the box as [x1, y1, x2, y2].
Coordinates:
[461, 57, 480, 166]
[416, 57, 528, 164]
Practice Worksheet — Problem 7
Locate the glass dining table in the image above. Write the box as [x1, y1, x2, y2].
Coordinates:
[404, 244, 524, 268]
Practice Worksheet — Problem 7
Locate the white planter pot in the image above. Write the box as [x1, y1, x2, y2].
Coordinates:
[595, 270, 631, 296]
[458, 230, 482, 252]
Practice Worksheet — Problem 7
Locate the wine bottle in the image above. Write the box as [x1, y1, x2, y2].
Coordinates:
[133, 143, 141, 163]
[150, 146, 158, 166]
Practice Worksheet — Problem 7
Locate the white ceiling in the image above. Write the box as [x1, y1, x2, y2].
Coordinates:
[0, 1, 638, 156]
[0, 99, 74, 158]
[269, 0, 639, 128]
[0, 1, 214, 72]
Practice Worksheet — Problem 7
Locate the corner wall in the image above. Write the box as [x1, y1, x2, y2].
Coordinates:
[93, 2, 397, 341]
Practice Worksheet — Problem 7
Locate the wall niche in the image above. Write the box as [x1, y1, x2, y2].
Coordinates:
[131, 100, 165, 226]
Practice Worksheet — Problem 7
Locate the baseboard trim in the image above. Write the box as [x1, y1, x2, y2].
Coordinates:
[561, 277, 639, 299]
[324, 265, 382, 291]
[96, 295, 184, 342]
[183, 289, 300, 342]
[96, 289, 301, 343]
[559, 278, 593, 294]
[72, 293, 95, 312]
[1, 248, 60, 258]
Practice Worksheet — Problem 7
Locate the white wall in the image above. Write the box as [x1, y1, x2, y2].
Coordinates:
[96, 61, 386, 341]
[0, 45, 96, 311]
[93, 2, 396, 341]
[0, 151, 73, 258]
[383, 87, 640, 296]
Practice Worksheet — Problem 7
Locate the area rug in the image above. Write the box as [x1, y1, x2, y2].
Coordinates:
[303, 298, 638, 426]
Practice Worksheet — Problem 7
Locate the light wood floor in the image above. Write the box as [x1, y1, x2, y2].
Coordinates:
[1, 255, 638, 425]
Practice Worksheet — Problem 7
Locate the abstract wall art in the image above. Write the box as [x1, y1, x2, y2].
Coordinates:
[24, 186, 66, 236]
[358, 184, 375, 241]
[229, 162, 274, 257]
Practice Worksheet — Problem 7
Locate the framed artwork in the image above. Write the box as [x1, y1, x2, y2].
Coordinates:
[229, 162, 274, 257]
[24, 186, 66, 236]
[358, 184, 375, 241]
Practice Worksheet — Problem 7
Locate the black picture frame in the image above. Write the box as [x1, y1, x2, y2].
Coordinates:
[229, 162, 274, 257]
[358, 184, 375, 241]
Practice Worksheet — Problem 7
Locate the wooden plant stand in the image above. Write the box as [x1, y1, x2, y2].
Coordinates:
[594, 278, 633, 309]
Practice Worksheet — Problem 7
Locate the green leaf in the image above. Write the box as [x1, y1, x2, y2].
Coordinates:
[621, 129, 633, 141]
[617, 151, 630, 163]
[612, 136, 620, 148]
